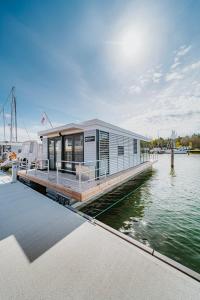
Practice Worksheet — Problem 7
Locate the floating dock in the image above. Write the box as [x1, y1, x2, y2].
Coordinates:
[0, 178, 200, 299]
[17, 161, 154, 203]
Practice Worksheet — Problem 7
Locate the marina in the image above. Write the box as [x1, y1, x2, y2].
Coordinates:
[0, 1, 200, 298]
[0, 176, 200, 299]
[17, 119, 157, 202]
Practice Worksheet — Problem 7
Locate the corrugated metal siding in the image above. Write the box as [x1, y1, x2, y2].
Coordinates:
[99, 131, 109, 176]
[109, 133, 141, 175]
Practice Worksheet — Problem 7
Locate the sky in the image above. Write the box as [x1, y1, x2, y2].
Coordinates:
[0, 0, 200, 141]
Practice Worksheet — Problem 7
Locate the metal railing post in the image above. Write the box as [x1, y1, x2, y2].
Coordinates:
[26, 159, 28, 174]
[47, 159, 49, 179]
[79, 162, 82, 192]
[56, 162, 59, 184]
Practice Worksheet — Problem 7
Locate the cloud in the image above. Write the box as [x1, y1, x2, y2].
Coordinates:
[129, 85, 142, 94]
[121, 43, 199, 137]
[166, 44, 200, 82]
[166, 59, 200, 82]
[117, 46, 200, 137]
[182, 60, 200, 73]
[127, 66, 163, 95]
[152, 72, 162, 83]
[170, 61, 181, 69]
[175, 45, 192, 57]
[165, 71, 183, 81]
[169, 44, 192, 72]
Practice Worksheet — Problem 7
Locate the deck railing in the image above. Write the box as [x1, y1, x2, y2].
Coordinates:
[55, 160, 107, 192]
[17, 153, 158, 192]
[18, 159, 49, 176]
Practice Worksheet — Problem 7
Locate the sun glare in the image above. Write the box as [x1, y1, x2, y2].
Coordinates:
[121, 27, 145, 61]
[109, 24, 150, 67]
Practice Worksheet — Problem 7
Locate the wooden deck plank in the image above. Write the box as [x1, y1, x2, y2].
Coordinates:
[18, 162, 153, 202]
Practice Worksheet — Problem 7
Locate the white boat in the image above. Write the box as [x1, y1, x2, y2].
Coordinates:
[18, 140, 43, 167]
[0, 141, 22, 161]
[165, 148, 188, 154]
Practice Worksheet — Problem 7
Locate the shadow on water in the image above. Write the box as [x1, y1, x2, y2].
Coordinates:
[81, 169, 155, 220]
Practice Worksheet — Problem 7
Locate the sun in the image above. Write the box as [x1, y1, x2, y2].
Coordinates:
[121, 27, 145, 61]
[112, 25, 149, 66]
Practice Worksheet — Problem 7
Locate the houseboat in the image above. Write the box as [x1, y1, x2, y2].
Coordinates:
[18, 119, 156, 202]
[39, 119, 150, 173]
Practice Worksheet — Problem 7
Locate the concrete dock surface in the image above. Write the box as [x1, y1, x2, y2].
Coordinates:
[0, 179, 200, 300]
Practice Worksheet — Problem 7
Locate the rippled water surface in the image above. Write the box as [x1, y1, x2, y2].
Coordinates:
[94, 155, 200, 273]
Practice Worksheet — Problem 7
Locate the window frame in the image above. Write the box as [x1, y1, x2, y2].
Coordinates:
[133, 139, 137, 154]
[118, 145, 124, 156]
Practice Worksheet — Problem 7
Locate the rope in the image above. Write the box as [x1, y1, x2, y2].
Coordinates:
[93, 178, 148, 219]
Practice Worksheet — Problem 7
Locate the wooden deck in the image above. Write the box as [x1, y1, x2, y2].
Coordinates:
[18, 161, 154, 202]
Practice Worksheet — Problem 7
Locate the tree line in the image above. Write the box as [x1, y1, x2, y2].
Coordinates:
[149, 134, 200, 149]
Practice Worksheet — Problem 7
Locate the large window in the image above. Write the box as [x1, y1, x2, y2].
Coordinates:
[64, 133, 83, 171]
[118, 145, 124, 156]
[133, 139, 137, 154]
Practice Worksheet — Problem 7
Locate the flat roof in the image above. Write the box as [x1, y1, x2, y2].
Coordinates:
[38, 118, 150, 141]
[0, 179, 199, 299]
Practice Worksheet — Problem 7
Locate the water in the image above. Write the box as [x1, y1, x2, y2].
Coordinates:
[82, 155, 200, 273]
[0, 171, 11, 184]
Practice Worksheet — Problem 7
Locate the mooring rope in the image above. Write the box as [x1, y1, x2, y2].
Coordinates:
[93, 179, 148, 219]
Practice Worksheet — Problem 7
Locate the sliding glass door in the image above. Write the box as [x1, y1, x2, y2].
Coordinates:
[48, 137, 61, 170]
[64, 133, 84, 172]
[48, 133, 83, 172]
[64, 136, 73, 171]
[55, 139, 61, 169]
[49, 139, 55, 170]
[74, 134, 84, 163]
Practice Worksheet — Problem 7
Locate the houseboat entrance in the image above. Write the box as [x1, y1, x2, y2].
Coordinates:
[48, 137, 62, 170]
[48, 133, 84, 171]
[64, 133, 84, 172]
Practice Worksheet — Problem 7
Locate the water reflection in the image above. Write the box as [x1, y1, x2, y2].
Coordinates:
[81, 170, 154, 220]
[82, 155, 200, 274]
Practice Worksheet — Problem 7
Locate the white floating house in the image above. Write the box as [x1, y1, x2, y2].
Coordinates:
[17, 119, 154, 202]
[38, 119, 149, 178]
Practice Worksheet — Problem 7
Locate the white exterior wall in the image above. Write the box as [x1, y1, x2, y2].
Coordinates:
[83, 128, 141, 176]
[108, 132, 141, 175]
[39, 120, 144, 176]
[84, 130, 97, 163]
[137, 139, 141, 164]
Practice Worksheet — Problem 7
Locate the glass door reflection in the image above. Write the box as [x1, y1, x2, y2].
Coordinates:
[64, 136, 73, 171]
[49, 139, 55, 170]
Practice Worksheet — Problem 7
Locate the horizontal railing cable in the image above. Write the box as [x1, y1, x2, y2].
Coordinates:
[93, 179, 148, 219]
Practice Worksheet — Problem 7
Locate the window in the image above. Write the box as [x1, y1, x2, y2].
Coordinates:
[118, 145, 124, 156]
[133, 139, 137, 154]
[29, 142, 34, 153]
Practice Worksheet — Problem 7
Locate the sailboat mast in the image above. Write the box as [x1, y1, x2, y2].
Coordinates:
[2, 107, 5, 141]
[10, 86, 17, 143]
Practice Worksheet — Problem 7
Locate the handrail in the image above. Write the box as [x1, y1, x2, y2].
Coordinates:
[17, 153, 158, 193]
[55, 159, 107, 191]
